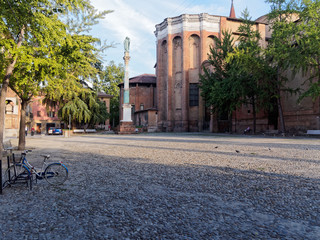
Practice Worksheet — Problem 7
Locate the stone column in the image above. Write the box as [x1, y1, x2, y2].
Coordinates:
[119, 37, 135, 134]
[121, 51, 132, 122]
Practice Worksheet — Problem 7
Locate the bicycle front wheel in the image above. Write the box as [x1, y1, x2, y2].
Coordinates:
[44, 163, 68, 185]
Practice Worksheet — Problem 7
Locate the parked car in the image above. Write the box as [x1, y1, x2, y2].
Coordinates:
[48, 127, 63, 135]
[48, 127, 55, 135]
[53, 128, 63, 135]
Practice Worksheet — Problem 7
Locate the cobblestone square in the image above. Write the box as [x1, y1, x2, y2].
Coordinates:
[1, 133, 320, 239]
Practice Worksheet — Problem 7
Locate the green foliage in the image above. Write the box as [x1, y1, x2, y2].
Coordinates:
[90, 99, 109, 127]
[59, 88, 108, 128]
[264, 0, 303, 134]
[0, 0, 110, 98]
[265, 0, 300, 70]
[199, 30, 237, 117]
[200, 9, 280, 133]
[97, 61, 124, 127]
[229, 9, 279, 132]
[229, 9, 276, 110]
[293, 0, 320, 100]
[0, 0, 111, 147]
[264, 0, 320, 101]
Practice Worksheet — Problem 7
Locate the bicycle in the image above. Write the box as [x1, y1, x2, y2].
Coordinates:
[2, 150, 68, 189]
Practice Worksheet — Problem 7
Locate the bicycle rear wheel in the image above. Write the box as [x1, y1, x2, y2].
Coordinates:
[44, 163, 68, 185]
[2, 165, 16, 188]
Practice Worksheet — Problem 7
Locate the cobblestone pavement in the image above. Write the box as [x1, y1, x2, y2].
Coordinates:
[1, 133, 320, 239]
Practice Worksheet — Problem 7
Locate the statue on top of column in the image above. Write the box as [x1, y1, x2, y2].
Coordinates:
[124, 37, 130, 53]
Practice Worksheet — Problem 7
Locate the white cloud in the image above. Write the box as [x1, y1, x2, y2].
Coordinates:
[90, 0, 161, 76]
[91, 0, 153, 47]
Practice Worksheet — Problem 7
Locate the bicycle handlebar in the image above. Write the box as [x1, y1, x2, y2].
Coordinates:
[22, 150, 32, 154]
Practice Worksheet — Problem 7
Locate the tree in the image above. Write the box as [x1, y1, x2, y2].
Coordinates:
[58, 87, 109, 129]
[9, 51, 54, 149]
[293, 0, 320, 100]
[200, 30, 238, 132]
[0, 0, 110, 150]
[97, 61, 124, 127]
[228, 9, 277, 133]
[265, 0, 301, 135]
[43, 33, 109, 131]
[200, 10, 280, 134]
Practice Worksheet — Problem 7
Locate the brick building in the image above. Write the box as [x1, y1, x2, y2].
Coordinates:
[28, 92, 113, 134]
[4, 90, 112, 137]
[119, 74, 157, 131]
[254, 15, 320, 133]
[153, 2, 319, 133]
[27, 96, 61, 134]
[154, 1, 267, 132]
[97, 92, 113, 130]
[4, 88, 20, 138]
[4, 89, 65, 136]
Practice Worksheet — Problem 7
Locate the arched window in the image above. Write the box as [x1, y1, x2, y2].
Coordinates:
[5, 100, 14, 114]
[189, 35, 200, 69]
[206, 36, 217, 58]
[173, 36, 182, 73]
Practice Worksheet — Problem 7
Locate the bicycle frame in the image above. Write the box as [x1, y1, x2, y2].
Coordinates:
[20, 152, 50, 179]
[3, 150, 68, 190]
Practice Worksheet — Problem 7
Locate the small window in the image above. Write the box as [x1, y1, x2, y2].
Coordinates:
[37, 111, 41, 117]
[47, 111, 55, 118]
[5, 100, 14, 114]
[189, 83, 199, 106]
[140, 104, 144, 110]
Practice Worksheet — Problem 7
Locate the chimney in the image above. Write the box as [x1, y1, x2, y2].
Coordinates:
[229, 0, 236, 18]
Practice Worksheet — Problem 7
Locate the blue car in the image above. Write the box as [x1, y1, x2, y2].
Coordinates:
[48, 127, 63, 135]
[53, 128, 63, 135]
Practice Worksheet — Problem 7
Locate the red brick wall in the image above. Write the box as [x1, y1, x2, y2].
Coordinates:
[119, 84, 156, 123]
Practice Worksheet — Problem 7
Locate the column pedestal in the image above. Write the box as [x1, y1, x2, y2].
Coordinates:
[118, 121, 136, 134]
[118, 104, 135, 134]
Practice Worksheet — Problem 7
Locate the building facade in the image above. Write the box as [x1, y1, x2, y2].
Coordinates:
[154, 5, 268, 132]
[153, 4, 319, 134]
[28, 96, 62, 134]
[119, 74, 157, 131]
[5, 88, 20, 138]
[4, 90, 113, 138]
[97, 92, 113, 130]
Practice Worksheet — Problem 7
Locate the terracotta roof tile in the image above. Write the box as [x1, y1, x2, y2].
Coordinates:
[119, 74, 156, 86]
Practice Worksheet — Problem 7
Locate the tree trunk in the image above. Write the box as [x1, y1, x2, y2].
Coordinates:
[72, 120, 77, 130]
[277, 69, 286, 136]
[0, 74, 10, 159]
[234, 111, 237, 133]
[228, 112, 233, 133]
[277, 94, 286, 136]
[18, 100, 28, 150]
[252, 96, 256, 134]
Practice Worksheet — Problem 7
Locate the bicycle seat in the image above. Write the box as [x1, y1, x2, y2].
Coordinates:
[41, 154, 50, 159]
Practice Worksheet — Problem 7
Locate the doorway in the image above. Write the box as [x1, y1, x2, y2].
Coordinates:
[36, 123, 42, 134]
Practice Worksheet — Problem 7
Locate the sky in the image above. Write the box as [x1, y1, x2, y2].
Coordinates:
[90, 0, 271, 78]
